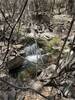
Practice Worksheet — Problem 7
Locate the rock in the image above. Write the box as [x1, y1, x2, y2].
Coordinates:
[17, 53, 51, 80]
[47, 64, 56, 71]
[68, 35, 74, 42]
[30, 80, 43, 91]
[13, 44, 23, 50]
[41, 53, 51, 64]
[37, 64, 56, 80]
[52, 46, 61, 51]
[19, 37, 26, 44]
[37, 38, 47, 48]
[0, 42, 4, 47]
[40, 32, 57, 40]
[0, 73, 7, 78]
[7, 55, 24, 70]
[19, 49, 26, 56]
[61, 35, 74, 42]
[63, 48, 70, 53]
[26, 32, 35, 38]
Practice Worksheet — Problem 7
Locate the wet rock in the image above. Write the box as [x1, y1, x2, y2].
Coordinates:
[17, 53, 51, 80]
[7, 55, 24, 70]
[19, 49, 26, 56]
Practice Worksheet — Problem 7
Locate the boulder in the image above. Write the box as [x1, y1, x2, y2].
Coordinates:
[7, 55, 24, 70]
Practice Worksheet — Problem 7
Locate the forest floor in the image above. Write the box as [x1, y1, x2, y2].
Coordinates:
[0, 13, 75, 100]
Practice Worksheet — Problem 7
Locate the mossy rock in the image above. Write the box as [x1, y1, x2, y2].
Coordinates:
[37, 38, 48, 48]
[17, 66, 36, 81]
[18, 70, 31, 81]
[23, 37, 35, 45]
[20, 36, 62, 55]
[45, 36, 62, 54]
[20, 36, 47, 47]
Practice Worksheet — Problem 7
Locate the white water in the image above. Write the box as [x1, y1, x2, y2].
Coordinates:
[25, 55, 41, 63]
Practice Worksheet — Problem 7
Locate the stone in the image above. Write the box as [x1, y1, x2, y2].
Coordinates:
[13, 44, 23, 50]
[0, 73, 7, 78]
[37, 64, 56, 80]
[19, 49, 26, 56]
[7, 55, 24, 70]
[30, 80, 43, 91]
[40, 32, 57, 40]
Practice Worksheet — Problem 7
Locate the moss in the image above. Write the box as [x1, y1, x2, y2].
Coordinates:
[18, 70, 30, 81]
[45, 36, 61, 54]
[17, 65, 37, 81]
[20, 36, 61, 55]
[24, 37, 35, 45]
[24, 37, 48, 47]
[48, 36, 61, 46]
